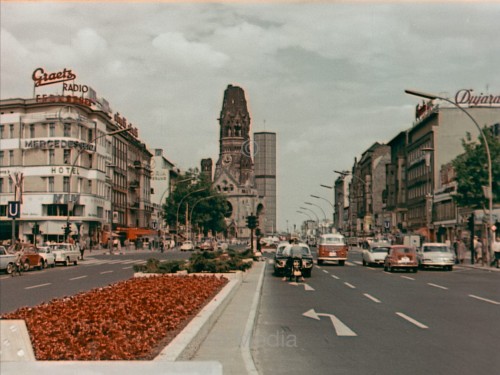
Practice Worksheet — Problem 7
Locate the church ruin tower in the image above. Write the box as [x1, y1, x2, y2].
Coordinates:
[215, 84, 254, 186]
[213, 84, 264, 239]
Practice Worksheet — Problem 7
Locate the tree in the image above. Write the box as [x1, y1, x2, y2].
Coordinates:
[162, 168, 228, 237]
[452, 128, 500, 209]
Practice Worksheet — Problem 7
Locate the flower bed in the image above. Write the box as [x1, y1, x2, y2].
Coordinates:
[1, 275, 227, 360]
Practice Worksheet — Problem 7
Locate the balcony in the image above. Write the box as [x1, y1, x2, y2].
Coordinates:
[129, 180, 140, 190]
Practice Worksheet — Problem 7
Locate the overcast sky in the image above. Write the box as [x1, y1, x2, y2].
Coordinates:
[1, 1, 499, 232]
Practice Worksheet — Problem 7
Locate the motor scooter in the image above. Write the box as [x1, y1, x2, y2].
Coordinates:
[284, 254, 304, 282]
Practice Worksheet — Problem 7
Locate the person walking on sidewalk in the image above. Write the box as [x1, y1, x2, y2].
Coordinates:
[491, 237, 500, 268]
[457, 239, 466, 264]
[474, 238, 483, 265]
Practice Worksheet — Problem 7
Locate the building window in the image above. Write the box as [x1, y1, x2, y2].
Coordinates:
[64, 123, 71, 137]
[0, 178, 3, 193]
[49, 149, 55, 164]
[49, 123, 55, 137]
[63, 177, 69, 192]
[46, 204, 68, 217]
[0, 125, 4, 139]
[8, 178, 13, 193]
[64, 149, 71, 164]
[9, 124, 14, 138]
[30, 124, 35, 138]
[0, 151, 3, 166]
[9, 150, 14, 165]
[48, 177, 54, 192]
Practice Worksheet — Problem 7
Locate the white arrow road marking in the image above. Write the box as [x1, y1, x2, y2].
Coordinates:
[303, 309, 357, 336]
[289, 282, 315, 291]
[396, 312, 429, 329]
[469, 294, 500, 305]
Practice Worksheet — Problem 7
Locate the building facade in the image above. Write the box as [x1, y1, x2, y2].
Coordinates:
[212, 85, 265, 239]
[0, 97, 152, 246]
[254, 132, 277, 235]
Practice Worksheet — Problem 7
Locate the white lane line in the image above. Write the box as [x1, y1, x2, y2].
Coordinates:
[331, 275, 340, 280]
[353, 261, 363, 265]
[25, 283, 51, 290]
[396, 312, 429, 329]
[122, 266, 133, 269]
[346, 262, 356, 266]
[316, 265, 322, 269]
[363, 293, 381, 303]
[322, 269, 329, 274]
[100, 270, 113, 274]
[70, 275, 88, 281]
[401, 276, 415, 281]
[428, 283, 448, 290]
[469, 294, 500, 305]
[344, 282, 356, 289]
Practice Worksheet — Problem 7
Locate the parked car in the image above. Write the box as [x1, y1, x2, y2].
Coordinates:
[20, 245, 46, 271]
[48, 243, 79, 266]
[417, 243, 455, 271]
[282, 243, 314, 277]
[36, 246, 56, 268]
[317, 233, 348, 266]
[0, 246, 18, 274]
[199, 240, 216, 251]
[362, 243, 391, 266]
[384, 245, 418, 273]
[273, 242, 290, 276]
[180, 241, 194, 251]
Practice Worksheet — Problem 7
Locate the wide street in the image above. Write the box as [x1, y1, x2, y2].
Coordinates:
[253, 247, 500, 375]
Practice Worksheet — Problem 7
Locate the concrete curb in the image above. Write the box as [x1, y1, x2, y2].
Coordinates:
[155, 271, 244, 361]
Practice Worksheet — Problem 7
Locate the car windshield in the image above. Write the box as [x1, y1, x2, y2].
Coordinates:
[395, 248, 413, 254]
[371, 247, 390, 253]
[289, 246, 310, 256]
[321, 237, 345, 245]
[276, 246, 287, 255]
[423, 246, 451, 253]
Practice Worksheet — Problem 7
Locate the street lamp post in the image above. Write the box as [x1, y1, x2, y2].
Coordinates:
[65, 126, 132, 242]
[176, 187, 208, 244]
[189, 195, 217, 241]
[405, 89, 494, 261]
[305, 201, 327, 234]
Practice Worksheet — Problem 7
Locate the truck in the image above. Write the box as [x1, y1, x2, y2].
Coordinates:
[0, 246, 18, 274]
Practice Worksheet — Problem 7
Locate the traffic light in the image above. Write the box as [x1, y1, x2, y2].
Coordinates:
[62, 222, 71, 238]
[246, 215, 258, 229]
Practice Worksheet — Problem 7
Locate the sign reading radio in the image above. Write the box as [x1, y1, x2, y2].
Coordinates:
[24, 139, 95, 151]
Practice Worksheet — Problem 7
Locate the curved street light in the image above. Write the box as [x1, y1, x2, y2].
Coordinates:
[65, 126, 132, 241]
[304, 201, 327, 221]
[176, 187, 209, 242]
[189, 195, 218, 241]
[297, 210, 313, 221]
[405, 89, 494, 259]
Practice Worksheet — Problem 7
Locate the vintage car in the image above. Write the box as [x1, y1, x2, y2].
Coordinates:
[384, 245, 418, 273]
[199, 239, 216, 251]
[0, 246, 19, 274]
[20, 246, 46, 271]
[417, 243, 455, 271]
[36, 246, 56, 268]
[180, 241, 194, 251]
[273, 242, 290, 276]
[317, 233, 348, 266]
[48, 243, 79, 266]
[362, 243, 391, 266]
[281, 243, 314, 277]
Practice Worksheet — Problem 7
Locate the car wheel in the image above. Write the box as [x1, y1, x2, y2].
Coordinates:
[6, 263, 14, 274]
[362, 259, 366, 266]
[447, 266, 453, 271]
[23, 261, 30, 272]
[413, 268, 418, 273]
[338, 260, 345, 266]
[73, 259, 78, 266]
[303, 269, 312, 278]
[317, 259, 323, 265]
[39, 260, 46, 270]
[64, 257, 69, 266]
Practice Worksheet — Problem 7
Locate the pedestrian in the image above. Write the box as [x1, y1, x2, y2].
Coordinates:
[457, 239, 466, 264]
[159, 240, 164, 253]
[474, 238, 483, 265]
[79, 240, 86, 260]
[491, 237, 500, 268]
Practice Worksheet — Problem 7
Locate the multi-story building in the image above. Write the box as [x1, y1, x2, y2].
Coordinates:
[150, 148, 177, 233]
[0, 97, 152, 246]
[254, 131, 277, 235]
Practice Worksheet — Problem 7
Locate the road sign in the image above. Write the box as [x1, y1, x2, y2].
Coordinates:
[7, 201, 21, 219]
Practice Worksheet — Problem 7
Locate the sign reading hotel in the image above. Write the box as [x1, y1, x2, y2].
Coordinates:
[32, 67, 94, 107]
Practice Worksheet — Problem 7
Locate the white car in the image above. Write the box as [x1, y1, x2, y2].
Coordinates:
[180, 241, 194, 251]
[362, 243, 391, 266]
[36, 246, 56, 268]
[48, 243, 79, 266]
[417, 243, 455, 271]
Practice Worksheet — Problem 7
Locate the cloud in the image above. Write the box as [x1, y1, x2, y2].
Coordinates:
[152, 32, 229, 68]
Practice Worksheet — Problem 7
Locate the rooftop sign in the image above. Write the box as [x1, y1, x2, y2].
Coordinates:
[32, 67, 76, 87]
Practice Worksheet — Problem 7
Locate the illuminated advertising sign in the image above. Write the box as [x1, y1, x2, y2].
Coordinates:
[455, 89, 500, 106]
[32, 67, 76, 87]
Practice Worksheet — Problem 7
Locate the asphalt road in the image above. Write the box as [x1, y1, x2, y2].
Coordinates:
[0, 249, 191, 315]
[253, 247, 500, 375]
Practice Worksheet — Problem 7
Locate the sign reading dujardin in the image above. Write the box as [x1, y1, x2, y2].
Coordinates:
[455, 89, 500, 106]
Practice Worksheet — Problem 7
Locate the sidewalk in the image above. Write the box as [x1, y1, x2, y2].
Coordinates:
[189, 260, 265, 374]
[458, 253, 500, 272]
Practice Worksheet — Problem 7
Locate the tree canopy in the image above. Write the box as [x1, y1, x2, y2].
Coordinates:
[451, 128, 500, 209]
[162, 168, 228, 237]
